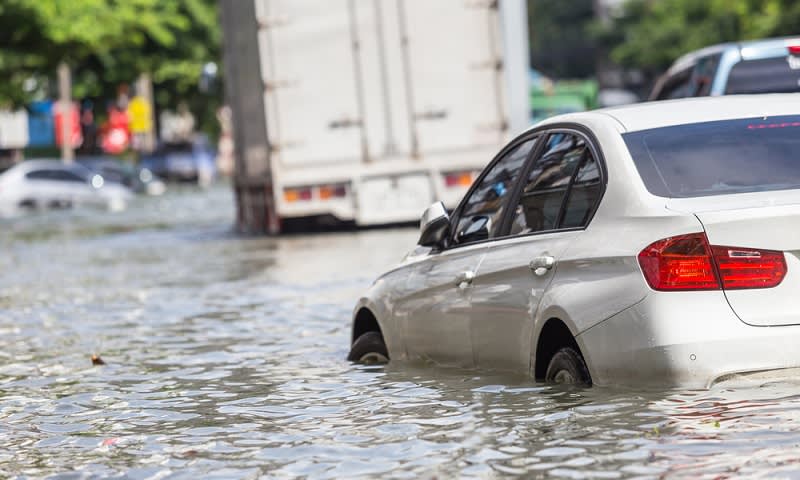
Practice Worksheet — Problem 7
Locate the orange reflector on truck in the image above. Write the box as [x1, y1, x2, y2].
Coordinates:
[284, 184, 347, 203]
[444, 171, 475, 188]
[319, 184, 347, 200]
[283, 187, 312, 203]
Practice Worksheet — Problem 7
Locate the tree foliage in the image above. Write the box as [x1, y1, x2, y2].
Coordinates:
[599, 0, 800, 76]
[0, 0, 221, 133]
[528, 0, 597, 79]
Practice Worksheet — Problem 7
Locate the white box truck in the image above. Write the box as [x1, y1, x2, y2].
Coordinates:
[246, 0, 529, 227]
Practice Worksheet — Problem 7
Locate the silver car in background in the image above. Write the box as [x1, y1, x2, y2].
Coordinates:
[0, 160, 133, 216]
[348, 94, 800, 389]
[650, 36, 800, 100]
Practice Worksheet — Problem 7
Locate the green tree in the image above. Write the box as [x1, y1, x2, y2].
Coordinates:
[0, 0, 221, 136]
[528, 0, 597, 79]
[599, 0, 800, 77]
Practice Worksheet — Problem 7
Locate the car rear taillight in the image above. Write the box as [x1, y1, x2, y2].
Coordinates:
[638, 233, 719, 290]
[638, 233, 786, 291]
[712, 246, 786, 289]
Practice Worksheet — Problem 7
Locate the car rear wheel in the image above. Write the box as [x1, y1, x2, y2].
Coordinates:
[545, 347, 591, 386]
[347, 331, 389, 365]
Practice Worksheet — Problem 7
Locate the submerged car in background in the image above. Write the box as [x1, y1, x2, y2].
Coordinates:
[0, 160, 132, 215]
[650, 36, 800, 100]
[77, 157, 166, 196]
[348, 94, 800, 389]
[140, 137, 215, 187]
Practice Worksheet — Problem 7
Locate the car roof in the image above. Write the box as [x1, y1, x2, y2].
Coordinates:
[531, 93, 800, 133]
[668, 36, 800, 73]
[2, 159, 94, 178]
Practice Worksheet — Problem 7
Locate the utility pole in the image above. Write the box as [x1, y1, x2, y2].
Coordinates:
[58, 62, 74, 164]
[220, 0, 279, 234]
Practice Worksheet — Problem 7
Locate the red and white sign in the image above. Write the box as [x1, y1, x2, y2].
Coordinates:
[54, 101, 82, 148]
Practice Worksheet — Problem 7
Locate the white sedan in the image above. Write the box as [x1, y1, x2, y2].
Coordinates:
[0, 160, 133, 216]
[348, 94, 800, 389]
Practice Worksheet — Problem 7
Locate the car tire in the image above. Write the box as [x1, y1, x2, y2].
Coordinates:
[347, 331, 389, 365]
[545, 347, 591, 386]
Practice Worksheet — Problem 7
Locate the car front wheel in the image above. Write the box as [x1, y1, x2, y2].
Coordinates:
[347, 331, 389, 365]
[545, 347, 591, 386]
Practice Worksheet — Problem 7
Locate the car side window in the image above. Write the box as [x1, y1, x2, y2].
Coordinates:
[561, 149, 602, 228]
[655, 68, 692, 100]
[451, 138, 536, 246]
[26, 170, 54, 180]
[508, 133, 586, 236]
[57, 171, 87, 183]
[692, 54, 720, 96]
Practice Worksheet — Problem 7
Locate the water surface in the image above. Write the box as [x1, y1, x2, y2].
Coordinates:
[2, 185, 800, 479]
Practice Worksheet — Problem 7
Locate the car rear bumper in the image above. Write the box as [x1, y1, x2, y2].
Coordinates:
[578, 290, 800, 389]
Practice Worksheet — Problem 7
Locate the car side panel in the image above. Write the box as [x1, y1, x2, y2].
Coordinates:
[527, 117, 711, 371]
[470, 231, 579, 371]
[398, 243, 486, 367]
[353, 263, 416, 360]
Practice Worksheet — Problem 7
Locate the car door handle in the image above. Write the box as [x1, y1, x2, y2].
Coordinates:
[455, 270, 476, 288]
[529, 256, 555, 276]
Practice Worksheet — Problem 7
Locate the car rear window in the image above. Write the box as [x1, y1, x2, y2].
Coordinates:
[725, 57, 800, 94]
[624, 115, 800, 198]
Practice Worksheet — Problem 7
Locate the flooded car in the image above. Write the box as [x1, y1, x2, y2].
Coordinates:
[77, 156, 166, 196]
[140, 138, 216, 187]
[349, 94, 800, 389]
[0, 159, 132, 215]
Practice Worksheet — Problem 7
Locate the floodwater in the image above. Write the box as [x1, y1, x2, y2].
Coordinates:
[3, 185, 800, 479]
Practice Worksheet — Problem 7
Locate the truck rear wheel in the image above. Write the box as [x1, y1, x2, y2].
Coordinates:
[347, 331, 389, 365]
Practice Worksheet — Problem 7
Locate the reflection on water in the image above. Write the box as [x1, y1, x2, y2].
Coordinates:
[2, 185, 800, 478]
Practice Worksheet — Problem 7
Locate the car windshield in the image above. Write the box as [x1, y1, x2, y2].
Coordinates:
[624, 115, 800, 198]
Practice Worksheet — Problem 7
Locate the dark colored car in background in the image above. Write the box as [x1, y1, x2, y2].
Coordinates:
[650, 36, 800, 100]
[77, 157, 166, 196]
[139, 136, 216, 187]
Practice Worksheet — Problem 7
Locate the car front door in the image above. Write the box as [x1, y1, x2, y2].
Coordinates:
[400, 136, 537, 367]
[469, 131, 605, 371]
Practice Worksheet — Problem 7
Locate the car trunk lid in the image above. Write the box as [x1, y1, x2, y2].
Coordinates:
[669, 195, 800, 326]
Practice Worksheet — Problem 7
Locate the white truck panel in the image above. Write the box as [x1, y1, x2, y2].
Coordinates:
[253, 0, 528, 225]
[400, 0, 505, 153]
[258, 0, 363, 167]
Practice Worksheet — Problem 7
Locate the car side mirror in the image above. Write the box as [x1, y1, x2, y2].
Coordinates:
[418, 201, 450, 247]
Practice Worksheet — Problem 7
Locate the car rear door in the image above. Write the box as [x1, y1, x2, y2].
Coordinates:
[469, 131, 604, 371]
[400, 136, 536, 366]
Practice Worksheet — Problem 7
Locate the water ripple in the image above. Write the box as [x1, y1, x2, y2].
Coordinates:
[3, 186, 800, 478]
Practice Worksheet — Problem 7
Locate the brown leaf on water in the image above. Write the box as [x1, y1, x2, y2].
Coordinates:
[91, 354, 106, 366]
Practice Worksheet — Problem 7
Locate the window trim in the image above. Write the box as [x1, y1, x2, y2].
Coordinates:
[489, 125, 607, 242]
[444, 131, 545, 250]
[442, 123, 608, 251]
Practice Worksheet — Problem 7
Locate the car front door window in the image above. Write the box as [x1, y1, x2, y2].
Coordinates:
[452, 138, 536, 246]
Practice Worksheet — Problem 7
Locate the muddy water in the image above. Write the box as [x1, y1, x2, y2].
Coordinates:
[2, 185, 800, 479]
